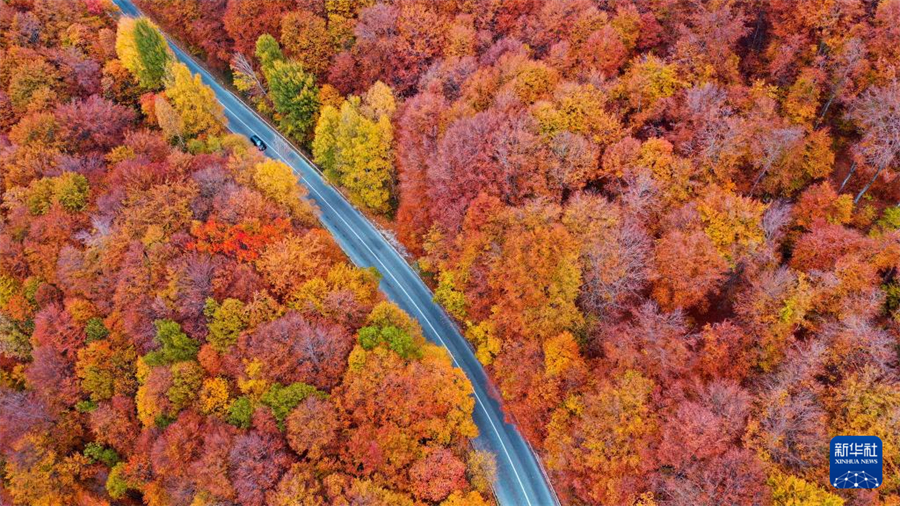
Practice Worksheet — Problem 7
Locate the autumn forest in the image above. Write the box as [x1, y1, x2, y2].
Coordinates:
[1, 0, 900, 505]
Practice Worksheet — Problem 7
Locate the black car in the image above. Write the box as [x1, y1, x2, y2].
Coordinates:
[249, 134, 267, 151]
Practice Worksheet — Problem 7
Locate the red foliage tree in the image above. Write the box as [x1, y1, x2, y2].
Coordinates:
[55, 95, 136, 153]
[409, 447, 468, 502]
[394, 90, 446, 253]
[188, 218, 291, 262]
[222, 0, 294, 59]
[228, 422, 295, 506]
[89, 395, 141, 455]
[235, 311, 353, 389]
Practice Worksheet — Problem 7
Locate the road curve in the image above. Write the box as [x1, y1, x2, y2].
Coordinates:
[111, 1, 560, 505]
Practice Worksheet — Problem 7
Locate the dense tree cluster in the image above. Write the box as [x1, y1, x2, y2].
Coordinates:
[0, 3, 488, 505]
[135, 0, 900, 505]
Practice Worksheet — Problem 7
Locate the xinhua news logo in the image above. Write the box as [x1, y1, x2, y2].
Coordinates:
[830, 435, 883, 489]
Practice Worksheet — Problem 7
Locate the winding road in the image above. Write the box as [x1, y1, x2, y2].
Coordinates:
[111, 1, 560, 505]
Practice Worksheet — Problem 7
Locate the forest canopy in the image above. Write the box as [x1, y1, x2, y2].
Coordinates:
[2, 0, 900, 505]
[0, 2, 488, 505]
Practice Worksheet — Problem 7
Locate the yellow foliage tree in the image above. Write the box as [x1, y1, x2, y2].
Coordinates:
[632, 492, 659, 506]
[312, 103, 341, 173]
[441, 491, 490, 506]
[319, 83, 344, 110]
[237, 358, 271, 400]
[465, 320, 500, 366]
[784, 71, 822, 126]
[543, 331, 584, 377]
[769, 471, 844, 506]
[163, 62, 226, 139]
[434, 270, 468, 321]
[289, 263, 380, 316]
[167, 360, 204, 411]
[513, 60, 559, 104]
[533, 83, 624, 148]
[638, 137, 695, 204]
[365, 300, 425, 343]
[199, 377, 231, 417]
[252, 158, 311, 220]
[326, 263, 380, 305]
[465, 449, 497, 496]
[697, 185, 767, 264]
[312, 83, 396, 214]
[361, 80, 397, 120]
[617, 54, 685, 121]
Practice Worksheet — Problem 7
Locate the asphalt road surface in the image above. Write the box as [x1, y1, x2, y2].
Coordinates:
[112, 2, 560, 504]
